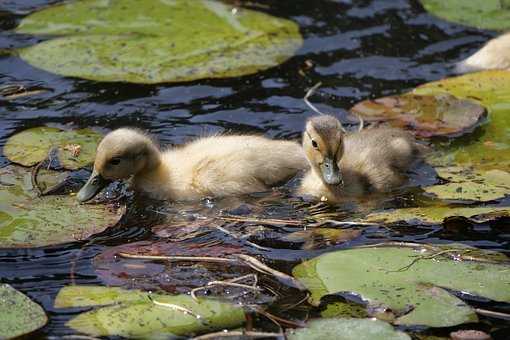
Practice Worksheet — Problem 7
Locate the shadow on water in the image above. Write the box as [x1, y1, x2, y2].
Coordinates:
[0, 0, 508, 337]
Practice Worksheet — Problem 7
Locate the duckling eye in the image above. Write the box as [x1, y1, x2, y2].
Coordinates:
[109, 157, 121, 166]
[311, 140, 318, 149]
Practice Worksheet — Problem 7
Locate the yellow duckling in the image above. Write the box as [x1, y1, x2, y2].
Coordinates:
[456, 32, 510, 73]
[77, 128, 308, 202]
[298, 115, 424, 203]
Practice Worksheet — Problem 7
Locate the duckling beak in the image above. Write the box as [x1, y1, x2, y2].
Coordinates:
[320, 157, 342, 185]
[77, 170, 110, 203]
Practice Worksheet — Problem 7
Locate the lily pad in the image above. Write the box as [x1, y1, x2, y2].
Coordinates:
[4, 126, 101, 169]
[95, 240, 244, 292]
[425, 167, 510, 202]
[413, 70, 510, 171]
[419, 0, 510, 31]
[363, 205, 510, 225]
[293, 245, 510, 327]
[54, 285, 245, 338]
[350, 93, 486, 138]
[15, 0, 302, 84]
[287, 318, 410, 340]
[0, 284, 47, 339]
[0, 165, 124, 248]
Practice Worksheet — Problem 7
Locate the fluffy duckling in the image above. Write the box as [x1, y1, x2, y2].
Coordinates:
[455, 32, 510, 73]
[77, 128, 308, 202]
[298, 115, 424, 203]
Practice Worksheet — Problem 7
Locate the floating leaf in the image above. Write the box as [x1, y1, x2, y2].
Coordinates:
[0, 165, 123, 248]
[0, 284, 47, 339]
[282, 228, 362, 250]
[425, 167, 510, 202]
[4, 126, 101, 169]
[321, 301, 369, 319]
[15, 0, 302, 83]
[419, 0, 510, 31]
[350, 93, 486, 138]
[413, 70, 510, 171]
[293, 245, 510, 327]
[94, 240, 245, 293]
[363, 205, 510, 225]
[287, 318, 410, 340]
[55, 285, 245, 338]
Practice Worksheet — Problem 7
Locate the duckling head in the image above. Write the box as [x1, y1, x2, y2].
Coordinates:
[77, 128, 160, 202]
[303, 115, 345, 186]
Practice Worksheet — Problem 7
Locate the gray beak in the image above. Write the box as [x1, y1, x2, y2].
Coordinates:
[77, 170, 110, 202]
[320, 157, 342, 185]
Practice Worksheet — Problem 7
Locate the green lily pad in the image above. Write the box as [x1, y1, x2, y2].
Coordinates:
[0, 284, 47, 339]
[4, 126, 101, 169]
[413, 70, 510, 171]
[321, 301, 369, 319]
[0, 165, 124, 248]
[419, 0, 510, 31]
[425, 167, 510, 202]
[363, 205, 510, 225]
[350, 93, 486, 138]
[15, 0, 302, 84]
[55, 285, 245, 338]
[287, 318, 410, 340]
[293, 245, 510, 327]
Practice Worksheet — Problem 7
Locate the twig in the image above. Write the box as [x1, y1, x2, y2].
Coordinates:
[250, 306, 306, 328]
[307, 219, 378, 228]
[215, 224, 271, 251]
[234, 254, 306, 291]
[475, 308, 510, 321]
[191, 274, 260, 301]
[117, 252, 239, 264]
[390, 249, 460, 272]
[279, 292, 310, 312]
[192, 331, 283, 340]
[219, 215, 303, 226]
[191, 281, 263, 302]
[148, 295, 202, 320]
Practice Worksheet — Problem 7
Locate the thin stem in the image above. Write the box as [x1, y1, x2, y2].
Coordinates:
[475, 308, 510, 321]
[234, 254, 306, 291]
[117, 252, 240, 264]
[192, 331, 283, 340]
[304, 82, 347, 132]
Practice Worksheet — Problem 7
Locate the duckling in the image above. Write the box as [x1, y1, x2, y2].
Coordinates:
[298, 115, 424, 203]
[455, 32, 510, 73]
[77, 128, 308, 202]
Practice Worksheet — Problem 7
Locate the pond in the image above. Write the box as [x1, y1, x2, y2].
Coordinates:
[0, 0, 509, 338]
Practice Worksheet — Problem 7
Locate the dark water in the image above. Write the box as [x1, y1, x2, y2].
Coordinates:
[1, 0, 509, 338]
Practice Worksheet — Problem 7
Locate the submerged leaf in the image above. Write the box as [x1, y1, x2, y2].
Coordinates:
[15, 0, 302, 83]
[0, 284, 47, 339]
[4, 126, 101, 169]
[94, 240, 247, 294]
[363, 205, 510, 225]
[419, 0, 510, 30]
[350, 93, 486, 138]
[414, 70, 510, 171]
[55, 285, 245, 337]
[0, 165, 123, 248]
[287, 318, 410, 340]
[425, 167, 510, 202]
[293, 245, 510, 327]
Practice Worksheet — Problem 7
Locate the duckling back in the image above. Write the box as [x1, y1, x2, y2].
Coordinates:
[142, 135, 308, 201]
[341, 127, 423, 192]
